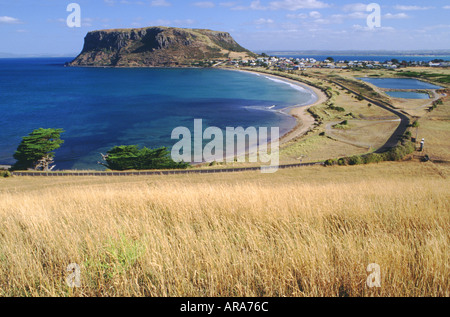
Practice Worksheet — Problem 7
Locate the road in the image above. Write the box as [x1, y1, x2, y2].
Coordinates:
[327, 79, 410, 153]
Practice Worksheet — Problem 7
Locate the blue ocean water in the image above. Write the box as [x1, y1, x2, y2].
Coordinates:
[358, 77, 442, 89]
[385, 91, 430, 99]
[0, 58, 315, 170]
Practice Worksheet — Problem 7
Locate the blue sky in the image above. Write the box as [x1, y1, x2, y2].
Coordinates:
[1, 0, 450, 55]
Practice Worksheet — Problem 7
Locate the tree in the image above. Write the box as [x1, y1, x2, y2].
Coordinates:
[12, 128, 64, 171]
[326, 57, 334, 63]
[99, 145, 189, 171]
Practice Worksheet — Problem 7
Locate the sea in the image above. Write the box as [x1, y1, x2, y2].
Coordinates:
[0, 57, 316, 170]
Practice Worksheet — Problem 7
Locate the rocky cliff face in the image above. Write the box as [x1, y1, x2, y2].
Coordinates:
[69, 27, 256, 67]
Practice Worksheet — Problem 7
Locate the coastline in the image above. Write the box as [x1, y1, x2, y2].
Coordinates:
[192, 68, 328, 166]
[69, 63, 326, 147]
[227, 68, 328, 145]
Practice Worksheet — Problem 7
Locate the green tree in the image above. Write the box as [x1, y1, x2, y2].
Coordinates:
[99, 145, 189, 171]
[12, 128, 64, 171]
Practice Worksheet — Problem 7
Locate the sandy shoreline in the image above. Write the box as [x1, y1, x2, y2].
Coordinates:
[228, 68, 328, 145]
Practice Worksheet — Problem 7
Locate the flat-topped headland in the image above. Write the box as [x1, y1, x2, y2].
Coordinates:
[69, 26, 256, 67]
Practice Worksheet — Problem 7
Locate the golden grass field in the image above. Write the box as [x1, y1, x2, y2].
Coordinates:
[1, 67, 448, 298]
[0, 162, 448, 297]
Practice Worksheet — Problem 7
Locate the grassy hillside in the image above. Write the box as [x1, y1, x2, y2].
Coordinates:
[0, 162, 448, 297]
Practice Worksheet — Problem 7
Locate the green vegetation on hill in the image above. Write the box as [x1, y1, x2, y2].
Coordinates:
[99, 145, 189, 171]
[12, 128, 64, 171]
[397, 71, 450, 84]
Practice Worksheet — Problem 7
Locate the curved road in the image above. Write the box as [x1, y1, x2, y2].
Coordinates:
[327, 79, 410, 153]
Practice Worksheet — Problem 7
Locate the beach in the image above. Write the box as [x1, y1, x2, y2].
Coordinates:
[230, 68, 328, 145]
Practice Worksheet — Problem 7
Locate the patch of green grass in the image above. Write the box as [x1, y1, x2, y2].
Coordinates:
[332, 120, 350, 130]
[83, 233, 146, 285]
[397, 71, 450, 84]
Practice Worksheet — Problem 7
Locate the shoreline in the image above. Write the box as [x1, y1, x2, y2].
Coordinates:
[228, 68, 328, 145]
[70, 64, 327, 146]
[192, 68, 328, 166]
[3, 66, 328, 169]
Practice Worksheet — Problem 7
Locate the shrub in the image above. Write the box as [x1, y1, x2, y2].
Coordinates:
[99, 145, 189, 171]
[337, 158, 347, 166]
[1, 171, 12, 178]
[328, 104, 346, 112]
[383, 141, 415, 161]
[403, 131, 412, 140]
[348, 155, 363, 165]
[363, 153, 383, 164]
[323, 136, 415, 168]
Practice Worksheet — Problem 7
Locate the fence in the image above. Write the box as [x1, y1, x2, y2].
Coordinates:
[11, 162, 324, 177]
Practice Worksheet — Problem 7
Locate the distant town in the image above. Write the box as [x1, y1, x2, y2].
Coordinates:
[225, 55, 450, 71]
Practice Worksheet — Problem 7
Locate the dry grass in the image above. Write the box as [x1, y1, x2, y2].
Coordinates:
[416, 92, 450, 161]
[281, 134, 368, 163]
[279, 76, 399, 162]
[0, 162, 448, 297]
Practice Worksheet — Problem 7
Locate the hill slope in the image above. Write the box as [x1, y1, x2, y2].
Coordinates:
[69, 26, 256, 67]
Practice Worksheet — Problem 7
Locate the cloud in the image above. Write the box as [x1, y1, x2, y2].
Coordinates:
[106, 0, 165, 5]
[82, 18, 95, 27]
[393, 5, 434, 11]
[269, 0, 330, 10]
[0, 16, 21, 24]
[151, 0, 171, 6]
[193, 1, 215, 8]
[443, 6, 450, 10]
[342, 3, 367, 12]
[287, 8, 369, 25]
[384, 13, 409, 19]
[352, 24, 395, 32]
[254, 18, 275, 24]
[286, 13, 307, 19]
[219, 1, 238, 7]
[150, 18, 195, 26]
[232, 0, 329, 11]
[309, 11, 321, 18]
[419, 24, 450, 31]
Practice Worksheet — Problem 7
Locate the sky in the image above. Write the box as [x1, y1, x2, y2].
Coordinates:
[1, 0, 450, 56]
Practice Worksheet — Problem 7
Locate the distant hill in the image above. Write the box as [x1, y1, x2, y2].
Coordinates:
[69, 26, 256, 67]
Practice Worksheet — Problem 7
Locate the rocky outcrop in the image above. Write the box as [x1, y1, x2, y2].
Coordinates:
[69, 26, 256, 67]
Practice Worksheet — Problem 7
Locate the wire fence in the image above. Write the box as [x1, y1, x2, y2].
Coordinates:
[11, 162, 324, 177]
